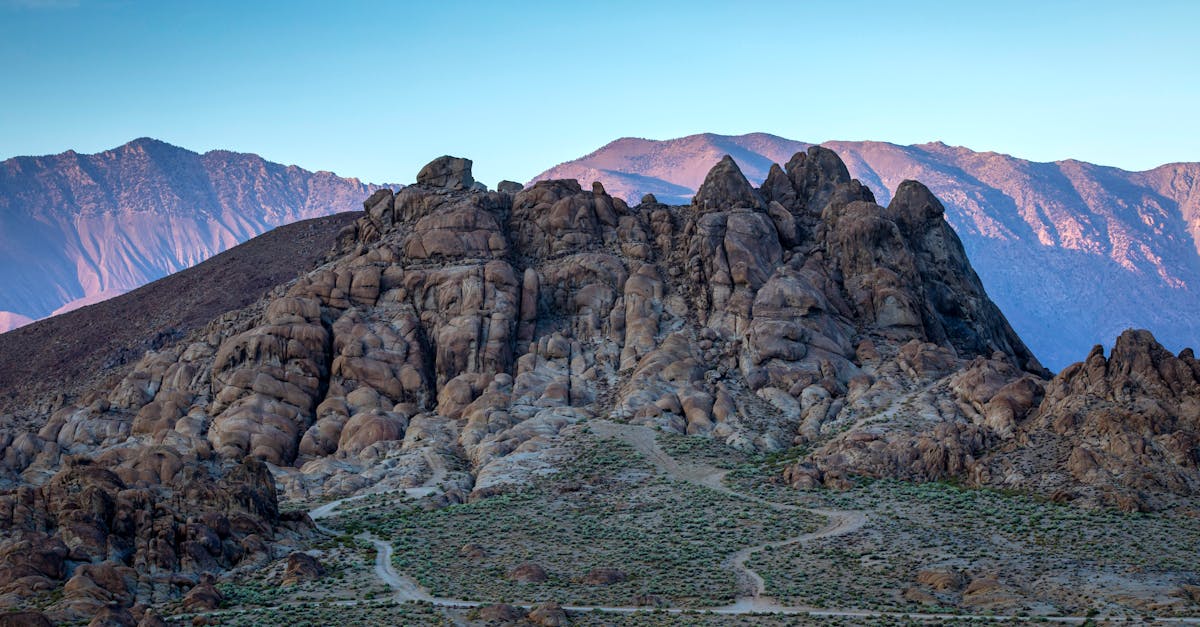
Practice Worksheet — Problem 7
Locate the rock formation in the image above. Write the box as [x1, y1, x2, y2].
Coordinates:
[787, 326, 1200, 511]
[416, 156, 476, 190]
[980, 329, 1200, 510]
[533, 132, 1200, 370]
[0, 456, 303, 622]
[1, 146, 1196, 618]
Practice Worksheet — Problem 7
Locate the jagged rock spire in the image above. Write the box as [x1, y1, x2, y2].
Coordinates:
[887, 179, 944, 236]
[761, 146, 873, 234]
[784, 146, 856, 213]
[692, 155, 765, 211]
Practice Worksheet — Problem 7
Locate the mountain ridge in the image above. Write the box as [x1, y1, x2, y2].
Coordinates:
[4, 133, 1198, 370]
[0, 137, 383, 329]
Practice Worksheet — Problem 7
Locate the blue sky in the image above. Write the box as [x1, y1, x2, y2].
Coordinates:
[1, 0, 1197, 186]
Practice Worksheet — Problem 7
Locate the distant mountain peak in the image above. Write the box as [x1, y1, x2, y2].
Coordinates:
[125, 136, 173, 148]
[0, 139, 378, 330]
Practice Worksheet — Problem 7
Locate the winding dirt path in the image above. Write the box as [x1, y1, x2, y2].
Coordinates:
[310, 496, 437, 603]
[727, 508, 866, 601]
[302, 421, 1200, 624]
[589, 420, 867, 606]
[308, 449, 450, 602]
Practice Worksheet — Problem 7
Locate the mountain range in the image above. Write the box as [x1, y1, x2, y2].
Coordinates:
[0, 137, 377, 329]
[534, 133, 1200, 370]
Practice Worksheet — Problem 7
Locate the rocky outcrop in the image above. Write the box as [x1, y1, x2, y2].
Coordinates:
[0, 455, 297, 621]
[281, 551, 325, 585]
[819, 181, 1040, 373]
[980, 329, 1200, 510]
[3, 146, 1195, 619]
[527, 601, 569, 626]
[790, 326, 1198, 512]
[508, 562, 548, 583]
[785, 344, 1042, 490]
[181, 576, 223, 612]
[692, 155, 764, 212]
[416, 155, 475, 190]
[209, 297, 331, 465]
[581, 567, 626, 585]
[0, 613, 53, 627]
[532, 132, 1200, 370]
[477, 603, 523, 621]
[2, 149, 1040, 485]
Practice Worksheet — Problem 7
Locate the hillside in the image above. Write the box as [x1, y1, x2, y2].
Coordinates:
[0, 211, 359, 423]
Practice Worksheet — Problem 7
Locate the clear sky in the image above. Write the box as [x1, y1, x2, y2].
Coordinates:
[2, 0, 1197, 186]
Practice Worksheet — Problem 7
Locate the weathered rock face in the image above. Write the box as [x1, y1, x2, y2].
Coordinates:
[790, 326, 1200, 512]
[886, 181, 1041, 373]
[281, 551, 325, 585]
[208, 153, 1045, 502]
[784, 340, 1044, 490]
[209, 296, 331, 465]
[692, 155, 765, 212]
[3, 147, 1192, 617]
[416, 155, 475, 190]
[979, 329, 1200, 510]
[181, 576, 223, 612]
[532, 132, 1200, 371]
[496, 180, 524, 194]
[820, 181, 1039, 373]
[0, 456, 298, 622]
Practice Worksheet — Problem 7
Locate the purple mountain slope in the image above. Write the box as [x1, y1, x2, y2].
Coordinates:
[0, 138, 379, 330]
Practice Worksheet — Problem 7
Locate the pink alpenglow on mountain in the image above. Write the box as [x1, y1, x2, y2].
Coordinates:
[0, 312, 33, 333]
[0, 137, 381, 329]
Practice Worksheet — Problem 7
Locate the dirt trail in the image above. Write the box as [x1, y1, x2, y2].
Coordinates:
[308, 450, 450, 603]
[727, 508, 866, 600]
[309, 504, 434, 603]
[301, 420, 1199, 624]
[589, 420, 866, 605]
